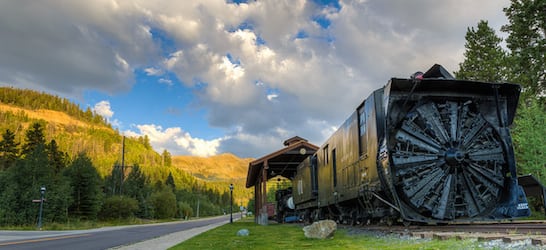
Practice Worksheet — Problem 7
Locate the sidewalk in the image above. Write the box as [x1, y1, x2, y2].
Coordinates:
[110, 220, 230, 250]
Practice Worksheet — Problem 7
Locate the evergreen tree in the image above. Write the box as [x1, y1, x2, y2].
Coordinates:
[165, 172, 176, 191]
[512, 100, 546, 181]
[0, 141, 71, 225]
[123, 165, 152, 218]
[161, 150, 172, 167]
[500, 0, 546, 186]
[455, 20, 508, 82]
[22, 122, 46, 155]
[0, 129, 19, 170]
[47, 139, 66, 174]
[501, 0, 546, 99]
[104, 164, 123, 196]
[64, 154, 103, 220]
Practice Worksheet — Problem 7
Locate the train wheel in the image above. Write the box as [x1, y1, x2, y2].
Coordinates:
[391, 100, 506, 220]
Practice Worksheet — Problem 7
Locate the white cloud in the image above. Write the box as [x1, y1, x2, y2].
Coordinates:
[0, 0, 512, 157]
[145, 67, 163, 76]
[126, 124, 223, 157]
[266, 93, 278, 101]
[93, 100, 114, 119]
[158, 78, 173, 85]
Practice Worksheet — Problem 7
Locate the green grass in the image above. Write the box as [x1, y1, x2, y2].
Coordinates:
[171, 218, 480, 250]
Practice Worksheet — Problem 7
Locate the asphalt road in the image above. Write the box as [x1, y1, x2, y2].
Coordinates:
[0, 214, 237, 250]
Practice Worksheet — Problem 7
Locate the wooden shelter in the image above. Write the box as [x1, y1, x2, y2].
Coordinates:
[246, 136, 318, 225]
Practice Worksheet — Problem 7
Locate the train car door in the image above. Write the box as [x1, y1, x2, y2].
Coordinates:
[311, 155, 318, 197]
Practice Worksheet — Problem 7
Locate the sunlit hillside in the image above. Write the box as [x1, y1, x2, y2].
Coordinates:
[0, 103, 94, 128]
[0, 88, 254, 206]
[172, 153, 252, 181]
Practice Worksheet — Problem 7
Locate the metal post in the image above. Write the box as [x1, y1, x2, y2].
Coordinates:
[230, 183, 234, 223]
[38, 186, 46, 230]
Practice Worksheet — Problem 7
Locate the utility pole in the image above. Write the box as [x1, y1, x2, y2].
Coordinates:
[120, 136, 125, 195]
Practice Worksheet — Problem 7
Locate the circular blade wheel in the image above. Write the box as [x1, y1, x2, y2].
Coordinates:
[391, 100, 506, 220]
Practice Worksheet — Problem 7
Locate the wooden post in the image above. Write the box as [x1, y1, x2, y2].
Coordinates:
[260, 160, 268, 225]
[254, 183, 259, 223]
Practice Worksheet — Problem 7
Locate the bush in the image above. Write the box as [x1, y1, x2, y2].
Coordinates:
[178, 202, 193, 219]
[99, 196, 138, 220]
[149, 189, 177, 219]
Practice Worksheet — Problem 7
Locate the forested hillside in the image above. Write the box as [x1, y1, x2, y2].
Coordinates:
[0, 87, 253, 226]
[172, 154, 252, 181]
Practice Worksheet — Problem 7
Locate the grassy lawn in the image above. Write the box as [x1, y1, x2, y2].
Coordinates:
[171, 217, 480, 250]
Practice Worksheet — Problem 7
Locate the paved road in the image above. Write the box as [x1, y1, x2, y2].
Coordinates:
[0, 214, 238, 250]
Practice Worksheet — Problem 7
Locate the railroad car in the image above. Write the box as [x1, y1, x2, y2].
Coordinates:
[286, 64, 530, 224]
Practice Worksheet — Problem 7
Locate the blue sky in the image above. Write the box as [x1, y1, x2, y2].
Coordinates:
[0, 0, 510, 158]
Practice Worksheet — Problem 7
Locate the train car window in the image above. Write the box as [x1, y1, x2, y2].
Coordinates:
[332, 148, 337, 188]
[358, 101, 367, 156]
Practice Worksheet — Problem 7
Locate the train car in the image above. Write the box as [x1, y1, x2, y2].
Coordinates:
[291, 64, 530, 224]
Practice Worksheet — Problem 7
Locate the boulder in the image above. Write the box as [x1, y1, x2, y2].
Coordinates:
[237, 228, 250, 236]
[303, 220, 337, 239]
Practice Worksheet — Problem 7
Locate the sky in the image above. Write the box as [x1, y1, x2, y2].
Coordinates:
[0, 0, 511, 158]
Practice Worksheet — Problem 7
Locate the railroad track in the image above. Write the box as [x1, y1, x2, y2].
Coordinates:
[340, 220, 546, 247]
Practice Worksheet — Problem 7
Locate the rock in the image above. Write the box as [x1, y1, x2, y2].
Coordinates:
[237, 228, 250, 236]
[303, 220, 337, 239]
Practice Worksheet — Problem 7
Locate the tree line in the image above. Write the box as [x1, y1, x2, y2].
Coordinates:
[456, 0, 545, 189]
[0, 87, 110, 128]
[0, 123, 235, 226]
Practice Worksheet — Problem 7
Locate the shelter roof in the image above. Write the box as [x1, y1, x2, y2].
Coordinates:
[245, 137, 318, 188]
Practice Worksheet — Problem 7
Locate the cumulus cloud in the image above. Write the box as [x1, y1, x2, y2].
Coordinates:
[0, 0, 511, 157]
[125, 124, 223, 157]
[93, 100, 122, 128]
[93, 100, 114, 119]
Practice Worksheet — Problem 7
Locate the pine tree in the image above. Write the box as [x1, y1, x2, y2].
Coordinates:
[47, 139, 65, 174]
[455, 20, 507, 82]
[165, 172, 176, 191]
[161, 150, 172, 167]
[500, 0, 546, 185]
[22, 122, 46, 155]
[123, 165, 151, 218]
[0, 129, 19, 170]
[64, 153, 103, 220]
[104, 164, 123, 196]
[501, 0, 546, 99]
[512, 100, 546, 181]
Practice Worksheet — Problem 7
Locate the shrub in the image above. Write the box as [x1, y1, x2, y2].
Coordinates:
[99, 196, 138, 220]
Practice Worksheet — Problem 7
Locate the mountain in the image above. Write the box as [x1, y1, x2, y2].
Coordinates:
[172, 153, 252, 181]
[0, 87, 253, 204]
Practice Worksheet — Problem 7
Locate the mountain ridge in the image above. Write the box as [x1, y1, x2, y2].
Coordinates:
[172, 153, 252, 181]
[0, 87, 251, 183]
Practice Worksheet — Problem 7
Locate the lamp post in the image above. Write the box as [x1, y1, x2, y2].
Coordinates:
[38, 186, 46, 230]
[229, 183, 234, 223]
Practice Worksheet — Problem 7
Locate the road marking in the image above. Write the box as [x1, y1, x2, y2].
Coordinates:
[0, 233, 91, 246]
